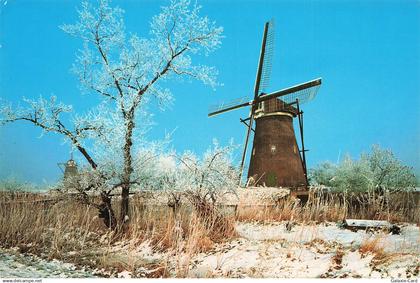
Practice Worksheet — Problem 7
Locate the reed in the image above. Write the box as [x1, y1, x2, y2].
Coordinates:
[0, 188, 417, 277]
[235, 190, 419, 224]
[0, 191, 236, 277]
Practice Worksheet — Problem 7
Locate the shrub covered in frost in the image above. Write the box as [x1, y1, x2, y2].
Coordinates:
[152, 140, 240, 205]
[309, 145, 416, 192]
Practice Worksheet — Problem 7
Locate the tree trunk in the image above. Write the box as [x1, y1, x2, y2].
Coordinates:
[120, 183, 130, 224]
[98, 192, 117, 230]
[70, 141, 118, 229]
[120, 114, 135, 224]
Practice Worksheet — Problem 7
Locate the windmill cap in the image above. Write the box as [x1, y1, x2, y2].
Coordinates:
[66, 159, 77, 166]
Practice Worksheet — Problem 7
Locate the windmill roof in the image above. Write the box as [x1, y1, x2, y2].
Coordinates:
[257, 97, 299, 116]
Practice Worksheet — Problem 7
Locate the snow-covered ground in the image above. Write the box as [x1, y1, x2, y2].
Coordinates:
[0, 249, 96, 278]
[236, 222, 420, 253]
[1, 222, 419, 278]
[186, 222, 420, 278]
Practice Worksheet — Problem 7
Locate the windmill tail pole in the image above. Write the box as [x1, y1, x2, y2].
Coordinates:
[239, 113, 254, 186]
[296, 99, 308, 186]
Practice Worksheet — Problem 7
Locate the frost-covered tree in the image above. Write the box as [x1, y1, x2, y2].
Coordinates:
[146, 140, 239, 211]
[308, 161, 337, 187]
[0, 0, 223, 226]
[176, 141, 239, 205]
[364, 145, 416, 191]
[155, 140, 239, 221]
[309, 145, 416, 192]
[333, 155, 374, 192]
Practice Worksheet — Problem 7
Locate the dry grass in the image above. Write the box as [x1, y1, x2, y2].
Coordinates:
[170, 215, 214, 278]
[236, 196, 346, 223]
[0, 191, 103, 256]
[0, 191, 236, 277]
[124, 198, 236, 277]
[124, 198, 236, 251]
[235, 191, 419, 224]
[331, 249, 344, 269]
[0, 189, 417, 277]
[359, 237, 391, 265]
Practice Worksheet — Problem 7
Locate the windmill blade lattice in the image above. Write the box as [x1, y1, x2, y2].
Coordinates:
[208, 96, 250, 117]
[258, 78, 322, 105]
[276, 84, 321, 105]
[259, 20, 275, 92]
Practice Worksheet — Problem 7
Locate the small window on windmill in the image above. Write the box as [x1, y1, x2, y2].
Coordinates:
[252, 147, 256, 156]
[256, 101, 264, 114]
[270, 145, 277, 155]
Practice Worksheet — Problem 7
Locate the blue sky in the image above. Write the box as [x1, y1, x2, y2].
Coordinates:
[0, 0, 419, 185]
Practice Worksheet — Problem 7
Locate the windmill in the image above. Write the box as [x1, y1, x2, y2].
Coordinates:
[57, 152, 78, 188]
[208, 21, 322, 189]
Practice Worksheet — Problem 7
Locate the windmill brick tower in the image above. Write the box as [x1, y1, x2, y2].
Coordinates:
[248, 98, 306, 187]
[208, 21, 322, 190]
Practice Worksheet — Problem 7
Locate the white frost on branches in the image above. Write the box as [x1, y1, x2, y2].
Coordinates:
[1, 0, 224, 185]
[309, 145, 416, 192]
[1, 0, 225, 223]
[150, 140, 240, 203]
[61, 0, 223, 113]
[0, 95, 83, 141]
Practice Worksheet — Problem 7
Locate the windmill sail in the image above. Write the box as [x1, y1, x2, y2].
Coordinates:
[240, 21, 273, 181]
[259, 78, 322, 105]
[209, 78, 322, 117]
[208, 96, 250, 117]
[253, 22, 271, 98]
[280, 84, 321, 105]
[208, 21, 275, 118]
[259, 20, 275, 92]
